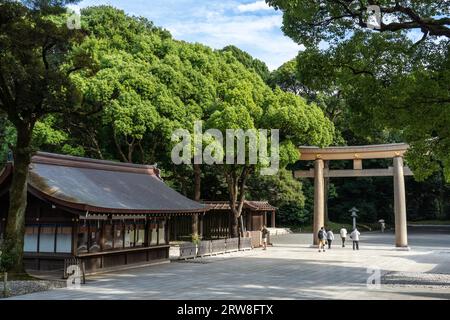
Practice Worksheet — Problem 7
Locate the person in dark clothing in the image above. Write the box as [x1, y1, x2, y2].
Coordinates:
[317, 227, 327, 252]
[326, 229, 334, 249]
[261, 225, 270, 250]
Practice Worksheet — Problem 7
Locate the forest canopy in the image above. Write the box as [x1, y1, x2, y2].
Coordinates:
[0, 3, 334, 252]
[266, 0, 450, 224]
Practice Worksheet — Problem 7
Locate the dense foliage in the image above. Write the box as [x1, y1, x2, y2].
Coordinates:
[266, 0, 450, 224]
[0, 4, 335, 248]
[68, 6, 334, 236]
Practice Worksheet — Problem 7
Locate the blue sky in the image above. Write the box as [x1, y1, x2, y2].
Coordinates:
[77, 0, 304, 70]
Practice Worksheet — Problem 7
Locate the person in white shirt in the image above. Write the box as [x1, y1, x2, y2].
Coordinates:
[350, 228, 361, 250]
[326, 230, 334, 249]
[339, 227, 347, 247]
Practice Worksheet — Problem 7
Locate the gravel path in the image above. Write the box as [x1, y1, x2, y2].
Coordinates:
[1, 280, 66, 298]
[382, 272, 450, 288]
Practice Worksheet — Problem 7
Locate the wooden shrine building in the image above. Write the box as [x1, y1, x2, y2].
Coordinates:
[0, 152, 207, 273]
[169, 200, 276, 241]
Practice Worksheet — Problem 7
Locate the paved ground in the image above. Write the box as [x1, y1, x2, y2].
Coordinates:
[8, 228, 450, 300]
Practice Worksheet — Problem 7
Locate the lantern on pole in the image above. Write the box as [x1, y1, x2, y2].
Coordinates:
[349, 207, 359, 230]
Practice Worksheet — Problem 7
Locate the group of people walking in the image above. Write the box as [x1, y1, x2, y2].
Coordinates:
[260, 224, 362, 252]
[317, 226, 360, 252]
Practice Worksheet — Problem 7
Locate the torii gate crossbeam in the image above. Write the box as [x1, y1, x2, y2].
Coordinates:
[295, 143, 412, 249]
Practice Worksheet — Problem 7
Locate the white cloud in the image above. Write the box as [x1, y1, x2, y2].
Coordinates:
[167, 14, 303, 70]
[237, 1, 272, 13]
[78, 0, 303, 70]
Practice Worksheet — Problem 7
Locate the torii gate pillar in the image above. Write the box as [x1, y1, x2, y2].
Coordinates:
[313, 159, 324, 245]
[394, 156, 408, 247]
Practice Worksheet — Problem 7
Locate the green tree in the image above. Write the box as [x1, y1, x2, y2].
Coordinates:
[267, 0, 450, 46]
[267, 0, 450, 182]
[220, 45, 270, 82]
[247, 168, 307, 225]
[0, 116, 15, 163]
[0, 0, 93, 272]
[207, 84, 334, 236]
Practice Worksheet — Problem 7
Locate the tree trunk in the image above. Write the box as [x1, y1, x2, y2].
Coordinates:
[113, 133, 128, 163]
[191, 163, 201, 240]
[127, 138, 135, 163]
[436, 171, 446, 220]
[226, 166, 249, 238]
[3, 125, 33, 274]
[230, 208, 239, 238]
[226, 170, 238, 238]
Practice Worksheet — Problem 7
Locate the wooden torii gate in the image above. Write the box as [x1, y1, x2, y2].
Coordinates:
[295, 143, 413, 248]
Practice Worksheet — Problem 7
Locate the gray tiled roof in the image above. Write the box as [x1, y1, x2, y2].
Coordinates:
[26, 152, 206, 214]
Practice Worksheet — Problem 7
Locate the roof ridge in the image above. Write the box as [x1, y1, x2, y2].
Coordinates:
[34, 152, 156, 169]
[204, 200, 276, 211]
[32, 152, 159, 176]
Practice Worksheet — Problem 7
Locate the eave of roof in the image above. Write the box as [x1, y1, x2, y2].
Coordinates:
[1, 152, 207, 214]
[32, 152, 160, 176]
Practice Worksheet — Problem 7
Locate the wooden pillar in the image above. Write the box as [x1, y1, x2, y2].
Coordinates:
[72, 220, 78, 256]
[199, 214, 203, 239]
[173, 216, 177, 241]
[144, 218, 149, 246]
[393, 156, 408, 247]
[191, 213, 198, 238]
[246, 211, 252, 231]
[165, 217, 169, 244]
[271, 210, 276, 228]
[313, 159, 325, 245]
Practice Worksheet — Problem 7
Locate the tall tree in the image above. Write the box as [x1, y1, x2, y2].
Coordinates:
[267, 0, 450, 45]
[0, 0, 91, 272]
[267, 0, 450, 182]
[247, 168, 307, 226]
[207, 86, 334, 237]
[220, 45, 271, 82]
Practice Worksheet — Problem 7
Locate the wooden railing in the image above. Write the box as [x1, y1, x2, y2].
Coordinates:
[179, 243, 198, 259]
[197, 240, 212, 256]
[177, 237, 253, 260]
[211, 239, 227, 255]
[225, 238, 239, 253]
[239, 237, 252, 251]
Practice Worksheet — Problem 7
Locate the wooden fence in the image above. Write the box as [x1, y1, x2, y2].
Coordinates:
[177, 237, 254, 260]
